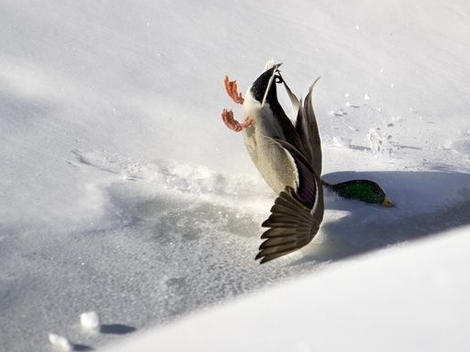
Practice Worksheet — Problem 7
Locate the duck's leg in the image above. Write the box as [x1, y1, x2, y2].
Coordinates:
[221, 109, 254, 132]
[224, 76, 244, 104]
[222, 76, 254, 132]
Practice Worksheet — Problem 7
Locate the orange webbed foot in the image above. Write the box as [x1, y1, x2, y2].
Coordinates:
[221, 109, 254, 132]
[224, 76, 244, 104]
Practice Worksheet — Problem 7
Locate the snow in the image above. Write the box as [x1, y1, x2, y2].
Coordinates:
[80, 311, 101, 332]
[1, 0, 469, 351]
[47, 334, 72, 351]
[103, 225, 470, 352]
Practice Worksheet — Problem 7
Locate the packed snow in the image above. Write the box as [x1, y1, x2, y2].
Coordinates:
[1, 0, 469, 351]
[80, 311, 101, 332]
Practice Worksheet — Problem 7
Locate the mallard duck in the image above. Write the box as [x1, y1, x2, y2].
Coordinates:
[221, 63, 323, 263]
[221, 63, 392, 263]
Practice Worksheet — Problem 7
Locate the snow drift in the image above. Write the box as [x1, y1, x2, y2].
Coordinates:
[1, 0, 469, 351]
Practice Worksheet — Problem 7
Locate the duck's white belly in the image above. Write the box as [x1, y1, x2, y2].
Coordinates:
[242, 106, 298, 194]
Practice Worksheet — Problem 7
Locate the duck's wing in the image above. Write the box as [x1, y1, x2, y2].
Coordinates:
[255, 184, 323, 264]
[294, 78, 322, 176]
[279, 73, 301, 118]
[272, 137, 317, 208]
[255, 138, 324, 264]
[279, 75, 322, 176]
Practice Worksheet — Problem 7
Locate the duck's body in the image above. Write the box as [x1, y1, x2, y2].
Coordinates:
[223, 64, 324, 263]
[243, 124, 298, 194]
[241, 67, 299, 194]
[221, 63, 393, 264]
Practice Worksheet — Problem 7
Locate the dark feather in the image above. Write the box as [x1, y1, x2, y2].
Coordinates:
[256, 186, 324, 264]
[277, 72, 321, 176]
[295, 78, 322, 176]
[270, 137, 318, 209]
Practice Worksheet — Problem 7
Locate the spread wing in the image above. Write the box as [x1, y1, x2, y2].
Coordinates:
[255, 183, 323, 264]
[255, 138, 324, 264]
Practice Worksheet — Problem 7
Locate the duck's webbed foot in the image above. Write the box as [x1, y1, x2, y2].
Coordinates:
[221, 109, 254, 132]
[224, 76, 244, 104]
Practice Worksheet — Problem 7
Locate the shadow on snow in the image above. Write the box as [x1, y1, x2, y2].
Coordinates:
[295, 170, 470, 264]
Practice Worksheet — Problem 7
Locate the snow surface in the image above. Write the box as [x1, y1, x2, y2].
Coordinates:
[104, 225, 470, 352]
[1, 0, 469, 351]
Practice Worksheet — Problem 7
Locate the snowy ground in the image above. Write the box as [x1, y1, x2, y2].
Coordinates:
[105, 224, 470, 352]
[1, 1, 469, 351]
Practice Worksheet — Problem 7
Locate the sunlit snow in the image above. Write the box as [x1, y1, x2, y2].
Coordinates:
[1, 0, 469, 351]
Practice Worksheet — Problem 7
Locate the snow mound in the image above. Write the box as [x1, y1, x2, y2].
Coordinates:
[103, 225, 470, 352]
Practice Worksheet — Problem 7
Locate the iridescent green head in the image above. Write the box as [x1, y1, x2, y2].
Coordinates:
[330, 179, 394, 207]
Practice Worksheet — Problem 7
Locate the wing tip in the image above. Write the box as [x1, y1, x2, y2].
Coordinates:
[255, 186, 323, 264]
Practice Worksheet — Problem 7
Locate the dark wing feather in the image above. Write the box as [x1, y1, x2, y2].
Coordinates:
[256, 186, 324, 264]
[271, 137, 317, 209]
[279, 73, 301, 119]
[277, 72, 322, 176]
[295, 78, 322, 176]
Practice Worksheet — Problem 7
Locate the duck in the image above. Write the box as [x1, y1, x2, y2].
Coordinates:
[221, 63, 392, 263]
